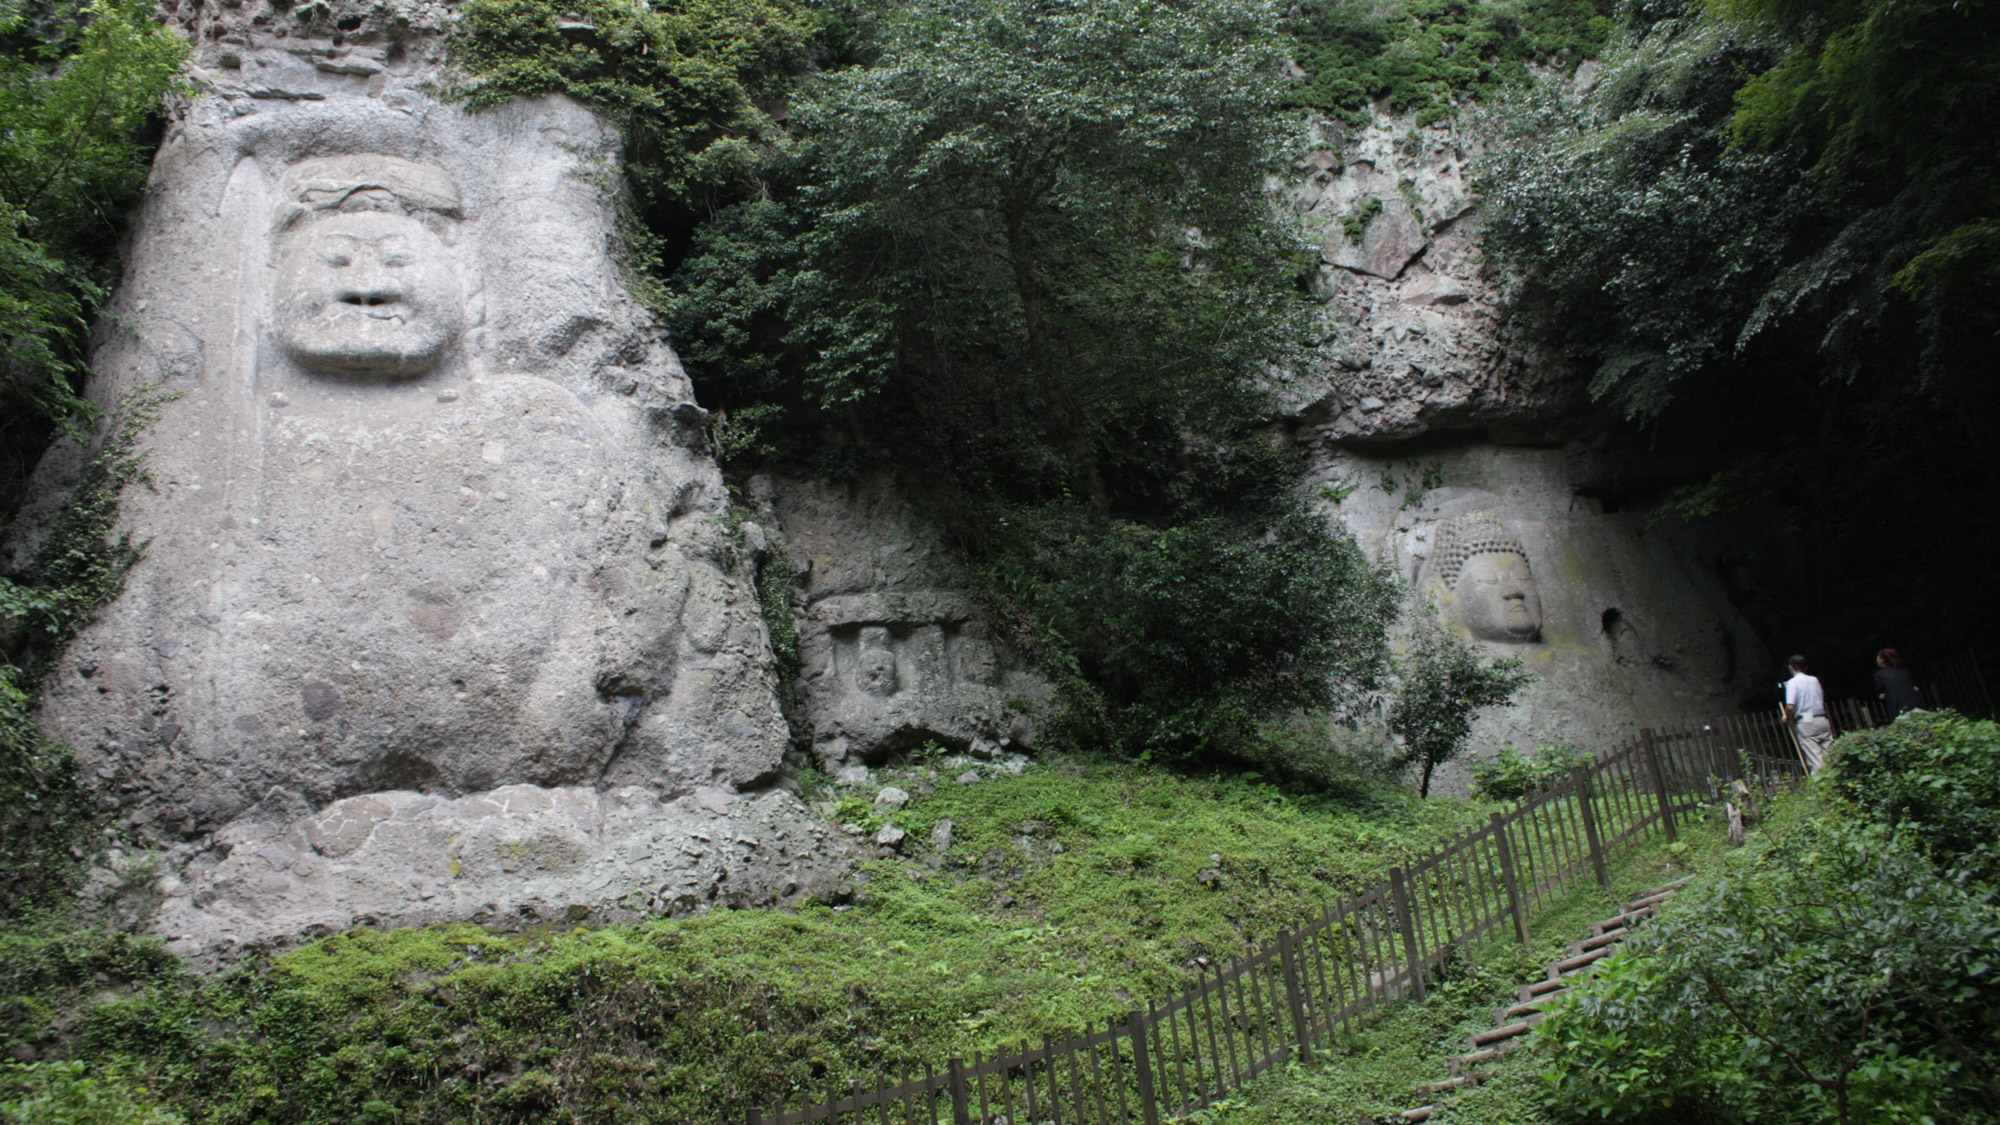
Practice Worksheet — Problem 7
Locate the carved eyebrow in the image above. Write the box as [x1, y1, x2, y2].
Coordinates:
[312, 232, 403, 246]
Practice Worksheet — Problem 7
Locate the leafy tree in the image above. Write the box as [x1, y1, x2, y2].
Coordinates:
[1002, 506, 1400, 761]
[670, 0, 1306, 512]
[1387, 609, 1531, 796]
[664, 0, 1402, 762]
[0, 0, 186, 513]
[1286, 0, 1614, 126]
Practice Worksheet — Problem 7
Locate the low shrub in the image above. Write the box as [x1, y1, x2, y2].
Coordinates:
[1822, 709, 2000, 875]
[1537, 715, 2000, 1124]
[1469, 742, 1590, 802]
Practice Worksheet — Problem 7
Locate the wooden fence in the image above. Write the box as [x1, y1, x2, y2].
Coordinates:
[744, 654, 1989, 1125]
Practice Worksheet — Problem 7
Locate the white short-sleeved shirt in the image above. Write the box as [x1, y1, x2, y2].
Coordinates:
[1785, 672, 1826, 718]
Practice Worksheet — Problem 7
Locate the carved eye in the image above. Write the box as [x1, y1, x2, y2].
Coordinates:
[383, 253, 416, 268]
[319, 251, 353, 268]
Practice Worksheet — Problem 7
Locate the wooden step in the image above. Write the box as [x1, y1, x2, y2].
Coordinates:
[1467, 1014, 1542, 1049]
[1448, 1047, 1500, 1076]
[1592, 905, 1655, 936]
[1624, 880, 1688, 904]
[1497, 998, 1554, 1021]
[1551, 946, 1615, 975]
[1621, 889, 1678, 912]
[1519, 978, 1567, 1002]
[1400, 1106, 1436, 1123]
[1569, 928, 1627, 955]
[1416, 1075, 1475, 1096]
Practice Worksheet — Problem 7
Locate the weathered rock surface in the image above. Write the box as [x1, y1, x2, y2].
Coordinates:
[1315, 444, 1771, 792]
[1277, 116, 1581, 443]
[747, 476, 1049, 768]
[1273, 110, 1766, 786]
[159, 784, 847, 962]
[7, 0, 851, 955]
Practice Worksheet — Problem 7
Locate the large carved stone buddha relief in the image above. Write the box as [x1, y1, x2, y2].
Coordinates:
[268, 156, 467, 379]
[9, 80, 849, 954]
[1419, 512, 1544, 645]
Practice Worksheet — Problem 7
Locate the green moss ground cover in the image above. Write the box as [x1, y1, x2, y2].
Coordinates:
[1, 753, 1501, 1124]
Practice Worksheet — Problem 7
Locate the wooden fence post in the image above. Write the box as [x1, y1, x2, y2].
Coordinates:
[1277, 930, 1312, 1064]
[1639, 728, 1678, 843]
[1490, 812, 1530, 949]
[1125, 1011, 1161, 1125]
[1574, 768, 1610, 888]
[1387, 867, 1427, 1002]
[748, 1107, 763, 1125]
[948, 1058, 971, 1125]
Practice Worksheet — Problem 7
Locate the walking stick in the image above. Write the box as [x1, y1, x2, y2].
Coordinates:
[1780, 703, 1810, 774]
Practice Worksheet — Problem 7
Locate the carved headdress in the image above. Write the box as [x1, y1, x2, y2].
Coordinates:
[1428, 512, 1530, 590]
[273, 155, 462, 232]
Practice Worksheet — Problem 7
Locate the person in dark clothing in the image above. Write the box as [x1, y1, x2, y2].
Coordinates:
[1875, 649, 1924, 720]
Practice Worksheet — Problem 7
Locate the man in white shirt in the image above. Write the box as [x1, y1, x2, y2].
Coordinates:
[1781, 654, 1833, 772]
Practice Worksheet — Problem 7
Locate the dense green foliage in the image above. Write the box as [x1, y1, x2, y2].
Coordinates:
[1286, 0, 1614, 125]
[1001, 508, 1399, 760]
[1538, 713, 2000, 1123]
[1387, 610, 1532, 796]
[1720, 0, 2000, 321]
[0, 0, 184, 512]
[1480, 0, 2000, 667]
[0, 754, 1494, 1123]
[0, 0, 184, 913]
[1, 1061, 183, 1124]
[446, 0, 821, 226]
[1485, 0, 1999, 420]
[1822, 710, 2000, 877]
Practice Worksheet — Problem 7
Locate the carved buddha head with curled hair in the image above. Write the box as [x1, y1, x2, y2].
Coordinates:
[269, 155, 467, 378]
[1424, 512, 1543, 644]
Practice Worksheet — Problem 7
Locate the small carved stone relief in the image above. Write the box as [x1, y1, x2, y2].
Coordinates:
[856, 626, 898, 696]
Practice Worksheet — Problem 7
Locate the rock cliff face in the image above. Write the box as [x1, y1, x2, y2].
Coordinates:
[1283, 111, 1769, 787]
[11, 0, 850, 957]
[1275, 116, 1580, 444]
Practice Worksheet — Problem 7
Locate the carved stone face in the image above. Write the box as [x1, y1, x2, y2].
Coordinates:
[1455, 552, 1542, 643]
[272, 210, 464, 377]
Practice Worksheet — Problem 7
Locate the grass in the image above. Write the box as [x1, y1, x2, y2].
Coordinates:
[1191, 818, 1736, 1124]
[4, 750, 1507, 1124]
